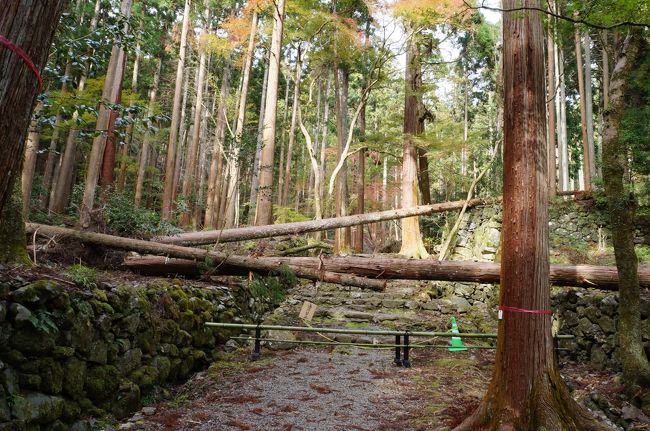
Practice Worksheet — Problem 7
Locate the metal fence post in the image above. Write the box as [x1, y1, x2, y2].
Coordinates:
[251, 323, 262, 360]
[394, 335, 402, 366]
[402, 332, 411, 368]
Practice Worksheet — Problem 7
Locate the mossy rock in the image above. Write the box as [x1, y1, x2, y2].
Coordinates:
[110, 378, 141, 418]
[0, 385, 9, 421]
[135, 330, 159, 355]
[86, 339, 108, 365]
[10, 326, 56, 355]
[60, 398, 81, 420]
[116, 348, 142, 375]
[18, 373, 42, 391]
[12, 392, 64, 425]
[63, 357, 86, 399]
[129, 366, 158, 388]
[11, 281, 65, 306]
[84, 365, 120, 403]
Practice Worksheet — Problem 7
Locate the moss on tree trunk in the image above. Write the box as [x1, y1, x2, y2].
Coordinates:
[0, 182, 29, 264]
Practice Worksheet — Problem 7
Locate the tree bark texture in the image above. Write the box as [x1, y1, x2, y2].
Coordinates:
[79, 0, 132, 227]
[21, 102, 43, 217]
[456, 2, 607, 429]
[254, 0, 285, 226]
[162, 0, 191, 221]
[333, 65, 351, 254]
[27, 223, 385, 290]
[247, 49, 269, 224]
[0, 0, 67, 215]
[122, 254, 650, 291]
[156, 198, 492, 245]
[575, 30, 593, 192]
[546, 14, 557, 198]
[399, 35, 429, 259]
[224, 9, 258, 229]
[601, 32, 650, 391]
[280, 47, 302, 208]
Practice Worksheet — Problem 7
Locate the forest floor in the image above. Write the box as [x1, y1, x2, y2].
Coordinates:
[117, 346, 650, 431]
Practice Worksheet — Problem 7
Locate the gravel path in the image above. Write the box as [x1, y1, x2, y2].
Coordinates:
[130, 348, 417, 431]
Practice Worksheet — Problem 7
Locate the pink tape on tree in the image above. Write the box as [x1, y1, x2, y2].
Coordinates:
[0, 35, 43, 91]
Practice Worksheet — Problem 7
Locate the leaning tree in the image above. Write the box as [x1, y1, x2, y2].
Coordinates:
[0, 1, 68, 263]
[455, 1, 611, 429]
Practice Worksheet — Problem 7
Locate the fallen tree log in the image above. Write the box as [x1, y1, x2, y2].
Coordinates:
[154, 197, 496, 245]
[25, 223, 386, 291]
[122, 254, 650, 291]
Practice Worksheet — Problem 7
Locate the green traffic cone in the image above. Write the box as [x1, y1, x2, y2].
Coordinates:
[449, 317, 467, 352]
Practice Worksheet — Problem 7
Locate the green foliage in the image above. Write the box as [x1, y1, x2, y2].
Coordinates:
[27, 310, 59, 335]
[273, 206, 310, 224]
[637, 246, 650, 264]
[106, 192, 180, 237]
[248, 265, 298, 305]
[65, 264, 98, 289]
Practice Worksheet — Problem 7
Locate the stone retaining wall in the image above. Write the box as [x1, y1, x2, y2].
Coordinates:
[0, 276, 268, 431]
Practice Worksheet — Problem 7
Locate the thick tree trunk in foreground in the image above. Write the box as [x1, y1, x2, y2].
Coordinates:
[399, 35, 429, 259]
[156, 198, 491, 245]
[456, 2, 606, 429]
[254, 0, 285, 226]
[0, 0, 67, 215]
[122, 254, 650, 290]
[601, 32, 650, 393]
[27, 223, 385, 290]
[162, 0, 191, 221]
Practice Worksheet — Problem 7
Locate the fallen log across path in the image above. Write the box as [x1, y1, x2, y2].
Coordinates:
[25, 223, 386, 291]
[122, 254, 650, 291]
[154, 198, 495, 245]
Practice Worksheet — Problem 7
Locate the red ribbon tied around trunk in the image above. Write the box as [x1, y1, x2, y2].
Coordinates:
[498, 305, 552, 315]
[0, 35, 43, 92]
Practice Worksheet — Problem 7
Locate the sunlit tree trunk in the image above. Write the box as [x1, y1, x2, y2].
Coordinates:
[134, 56, 163, 208]
[225, 9, 258, 228]
[248, 49, 269, 224]
[180, 1, 210, 227]
[162, 0, 191, 221]
[399, 34, 428, 259]
[51, 0, 103, 215]
[584, 32, 596, 181]
[575, 30, 592, 191]
[173, 61, 192, 204]
[280, 48, 302, 208]
[204, 65, 231, 229]
[601, 31, 650, 395]
[117, 15, 144, 193]
[333, 66, 351, 253]
[254, 0, 285, 225]
[556, 44, 569, 192]
[456, 2, 608, 428]
[320, 72, 331, 218]
[546, 8, 557, 198]
[79, 0, 132, 227]
[21, 102, 43, 217]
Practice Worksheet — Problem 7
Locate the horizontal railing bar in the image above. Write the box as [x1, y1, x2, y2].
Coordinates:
[206, 322, 574, 340]
[230, 336, 497, 350]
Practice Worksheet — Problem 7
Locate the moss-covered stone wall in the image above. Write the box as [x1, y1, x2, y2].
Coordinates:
[0, 276, 269, 430]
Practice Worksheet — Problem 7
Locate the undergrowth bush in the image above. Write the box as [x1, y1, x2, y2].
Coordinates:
[66, 264, 98, 289]
[106, 192, 179, 237]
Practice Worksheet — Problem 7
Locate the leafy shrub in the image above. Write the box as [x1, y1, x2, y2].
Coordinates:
[273, 206, 310, 224]
[66, 264, 98, 289]
[106, 191, 179, 237]
[248, 265, 298, 319]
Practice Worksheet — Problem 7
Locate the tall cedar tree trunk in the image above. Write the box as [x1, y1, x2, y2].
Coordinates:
[49, 0, 102, 215]
[21, 102, 44, 217]
[276, 78, 290, 206]
[248, 49, 269, 224]
[254, 0, 285, 226]
[0, 0, 66, 263]
[334, 66, 352, 253]
[601, 32, 650, 394]
[117, 15, 144, 193]
[575, 30, 592, 191]
[584, 33, 596, 181]
[79, 0, 132, 227]
[204, 65, 231, 228]
[173, 60, 192, 203]
[0, 0, 66, 215]
[225, 9, 258, 228]
[41, 59, 72, 208]
[134, 56, 163, 207]
[162, 0, 191, 221]
[180, 1, 210, 227]
[456, 2, 608, 429]
[319, 73, 331, 218]
[280, 47, 302, 208]
[399, 34, 429, 259]
[556, 43, 570, 191]
[546, 10, 557, 198]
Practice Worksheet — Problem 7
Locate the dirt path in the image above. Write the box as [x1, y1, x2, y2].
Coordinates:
[121, 347, 646, 431]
